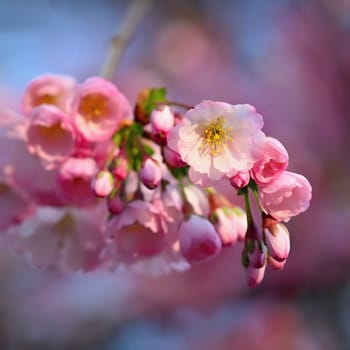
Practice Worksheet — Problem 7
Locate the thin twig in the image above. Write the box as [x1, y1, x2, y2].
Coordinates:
[100, 0, 152, 80]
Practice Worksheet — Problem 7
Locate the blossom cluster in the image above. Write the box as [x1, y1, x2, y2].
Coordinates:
[0, 74, 311, 286]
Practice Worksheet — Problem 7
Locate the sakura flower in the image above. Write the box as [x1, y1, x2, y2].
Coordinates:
[167, 101, 265, 185]
[246, 264, 266, 288]
[26, 105, 76, 166]
[107, 194, 124, 215]
[12, 204, 107, 271]
[251, 137, 289, 186]
[259, 171, 312, 222]
[71, 77, 132, 142]
[105, 200, 168, 263]
[22, 74, 76, 114]
[162, 145, 187, 168]
[179, 215, 222, 263]
[58, 157, 98, 207]
[91, 170, 114, 197]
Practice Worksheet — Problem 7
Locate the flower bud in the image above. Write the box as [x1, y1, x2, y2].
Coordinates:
[111, 154, 128, 181]
[163, 145, 187, 168]
[232, 207, 247, 241]
[139, 158, 162, 189]
[211, 207, 238, 246]
[229, 172, 250, 189]
[151, 106, 175, 136]
[263, 217, 290, 262]
[246, 264, 266, 288]
[91, 170, 114, 198]
[179, 215, 222, 263]
[107, 194, 124, 215]
[268, 256, 286, 270]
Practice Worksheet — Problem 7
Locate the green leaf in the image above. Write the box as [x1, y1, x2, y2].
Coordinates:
[130, 122, 143, 136]
[143, 144, 155, 156]
[144, 87, 167, 114]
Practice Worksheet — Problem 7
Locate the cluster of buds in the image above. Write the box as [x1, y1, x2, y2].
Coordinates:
[0, 74, 311, 284]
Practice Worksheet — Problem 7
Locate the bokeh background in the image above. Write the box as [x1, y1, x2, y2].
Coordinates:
[1, 0, 350, 349]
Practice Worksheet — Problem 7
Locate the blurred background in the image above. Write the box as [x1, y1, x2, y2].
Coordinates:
[0, 0, 350, 349]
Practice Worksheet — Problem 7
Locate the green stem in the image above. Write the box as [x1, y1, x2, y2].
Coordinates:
[243, 187, 253, 227]
[165, 101, 194, 110]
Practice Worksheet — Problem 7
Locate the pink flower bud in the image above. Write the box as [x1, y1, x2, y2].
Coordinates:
[72, 77, 132, 142]
[211, 207, 239, 246]
[264, 221, 290, 262]
[163, 145, 187, 168]
[259, 171, 312, 222]
[232, 207, 248, 241]
[179, 215, 222, 263]
[251, 137, 289, 186]
[111, 154, 128, 180]
[268, 256, 286, 270]
[246, 264, 266, 288]
[139, 158, 162, 189]
[26, 105, 76, 165]
[150, 106, 175, 136]
[107, 195, 124, 215]
[229, 171, 250, 189]
[91, 170, 114, 198]
[246, 240, 267, 268]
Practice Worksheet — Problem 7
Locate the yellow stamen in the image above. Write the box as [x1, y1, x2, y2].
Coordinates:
[33, 94, 58, 107]
[79, 93, 108, 121]
[200, 116, 233, 156]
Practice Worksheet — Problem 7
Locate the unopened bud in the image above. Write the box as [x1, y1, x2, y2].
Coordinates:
[163, 145, 187, 168]
[246, 264, 266, 288]
[151, 106, 175, 136]
[91, 170, 114, 197]
[229, 172, 250, 189]
[139, 158, 162, 189]
[107, 194, 124, 215]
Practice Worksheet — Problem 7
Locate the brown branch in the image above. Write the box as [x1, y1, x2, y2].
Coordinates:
[100, 0, 152, 80]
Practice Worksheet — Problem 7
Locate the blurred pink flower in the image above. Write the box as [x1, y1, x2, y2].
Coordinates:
[22, 74, 76, 114]
[251, 137, 289, 186]
[71, 77, 132, 142]
[259, 171, 312, 222]
[179, 214, 222, 263]
[168, 101, 265, 185]
[26, 105, 76, 166]
[58, 157, 98, 206]
[12, 204, 107, 271]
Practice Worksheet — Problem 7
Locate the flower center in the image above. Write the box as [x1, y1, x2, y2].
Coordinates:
[33, 94, 58, 107]
[201, 117, 232, 156]
[79, 93, 108, 121]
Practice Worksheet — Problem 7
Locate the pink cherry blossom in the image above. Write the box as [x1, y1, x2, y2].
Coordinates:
[232, 207, 248, 241]
[91, 170, 114, 198]
[12, 204, 107, 271]
[105, 200, 167, 263]
[26, 105, 76, 166]
[139, 158, 162, 189]
[58, 157, 98, 207]
[167, 101, 265, 186]
[71, 77, 132, 142]
[229, 171, 250, 189]
[259, 171, 312, 222]
[179, 215, 222, 263]
[107, 194, 124, 215]
[22, 74, 76, 114]
[251, 136, 289, 186]
[151, 105, 175, 136]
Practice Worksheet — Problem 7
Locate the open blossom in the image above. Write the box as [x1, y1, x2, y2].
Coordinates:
[11, 205, 107, 271]
[251, 137, 289, 186]
[167, 101, 265, 185]
[26, 105, 76, 165]
[259, 171, 312, 222]
[22, 74, 76, 114]
[179, 215, 222, 263]
[58, 157, 98, 206]
[71, 77, 132, 142]
[105, 200, 173, 263]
